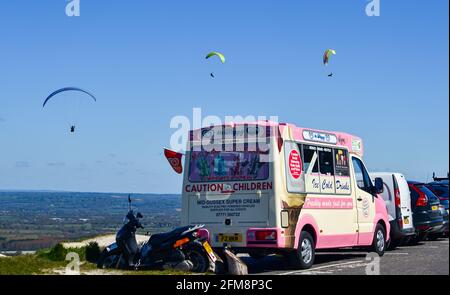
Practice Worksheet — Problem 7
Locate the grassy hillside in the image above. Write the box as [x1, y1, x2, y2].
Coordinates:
[0, 255, 66, 275]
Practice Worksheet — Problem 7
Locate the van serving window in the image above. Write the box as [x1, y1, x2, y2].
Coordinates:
[302, 145, 319, 174]
[283, 143, 351, 195]
[333, 149, 350, 177]
[318, 147, 334, 176]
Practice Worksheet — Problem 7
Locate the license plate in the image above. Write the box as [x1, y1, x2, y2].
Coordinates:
[217, 233, 242, 243]
[203, 241, 213, 254]
[432, 205, 438, 211]
[203, 241, 217, 262]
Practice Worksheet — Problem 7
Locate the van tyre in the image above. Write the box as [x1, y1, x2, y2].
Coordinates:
[290, 231, 315, 269]
[371, 224, 386, 257]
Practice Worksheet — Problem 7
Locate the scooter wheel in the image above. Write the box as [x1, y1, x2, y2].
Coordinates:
[97, 249, 123, 269]
[183, 246, 210, 273]
[97, 250, 108, 268]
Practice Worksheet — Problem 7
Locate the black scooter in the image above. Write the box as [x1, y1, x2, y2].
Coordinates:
[97, 196, 217, 273]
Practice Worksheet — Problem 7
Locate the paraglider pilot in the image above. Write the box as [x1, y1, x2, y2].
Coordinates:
[42, 87, 97, 135]
[205, 52, 225, 78]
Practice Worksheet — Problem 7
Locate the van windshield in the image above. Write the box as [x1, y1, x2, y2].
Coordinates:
[188, 148, 269, 182]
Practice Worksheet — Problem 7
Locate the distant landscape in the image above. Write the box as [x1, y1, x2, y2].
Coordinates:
[0, 192, 181, 251]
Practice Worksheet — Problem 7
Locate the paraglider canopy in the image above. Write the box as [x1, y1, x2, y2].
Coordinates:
[205, 52, 226, 64]
[42, 87, 97, 108]
[323, 49, 336, 66]
[42, 87, 97, 133]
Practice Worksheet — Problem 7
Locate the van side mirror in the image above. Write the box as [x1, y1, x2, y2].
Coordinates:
[374, 177, 384, 195]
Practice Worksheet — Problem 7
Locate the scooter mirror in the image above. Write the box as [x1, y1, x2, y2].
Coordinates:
[136, 212, 143, 219]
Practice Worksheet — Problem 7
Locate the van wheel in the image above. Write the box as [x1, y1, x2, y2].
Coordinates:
[371, 224, 386, 256]
[289, 231, 315, 269]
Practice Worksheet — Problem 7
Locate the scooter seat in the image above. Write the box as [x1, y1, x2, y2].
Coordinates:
[149, 232, 174, 246]
[148, 226, 193, 246]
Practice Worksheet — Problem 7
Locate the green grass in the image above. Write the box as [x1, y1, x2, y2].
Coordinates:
[0, 255, 65, 275]
[37, 244, 87, 261]
[118, 269, 193, 275]
[79, 261, 98, 271]
[0, 255, 196, 275]
[37, 242, 101, 263]
[0, 243, 200, 275]
[0, 243, 96, 275]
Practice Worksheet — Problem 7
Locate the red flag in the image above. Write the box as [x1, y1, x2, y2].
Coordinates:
[164, 148, 183, 174]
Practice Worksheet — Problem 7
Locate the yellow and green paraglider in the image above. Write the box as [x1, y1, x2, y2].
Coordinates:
[205, 51, 225, 78]
[206, 52, 225, 64]
[323, 49, 336, 77]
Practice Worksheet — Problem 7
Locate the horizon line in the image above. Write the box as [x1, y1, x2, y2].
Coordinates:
[0, 188, 180, 195]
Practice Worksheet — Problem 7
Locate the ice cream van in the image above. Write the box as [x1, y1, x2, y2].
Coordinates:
[181, 121, 390, 269]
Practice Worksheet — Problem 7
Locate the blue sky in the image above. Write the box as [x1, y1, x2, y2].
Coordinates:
[0, 0, 448, 193]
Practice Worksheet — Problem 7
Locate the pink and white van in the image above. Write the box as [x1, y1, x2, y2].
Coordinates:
[181, 121, 390, 269]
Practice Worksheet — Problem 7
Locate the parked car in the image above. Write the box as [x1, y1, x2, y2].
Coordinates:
[371, 173, 415, 248]
[425, 180, 449, 239]
[432, 205, 449, 239]
[408, 181, 444, 243]
[423, 204, 449, 240]
[426, 180, 449, 211]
